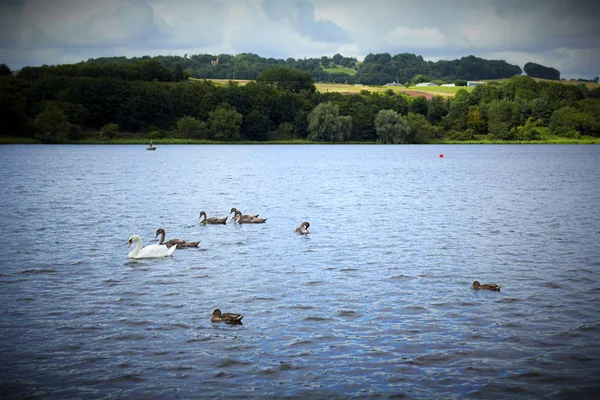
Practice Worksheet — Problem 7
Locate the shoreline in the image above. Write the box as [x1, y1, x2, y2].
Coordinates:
[2, 138, 599, 145]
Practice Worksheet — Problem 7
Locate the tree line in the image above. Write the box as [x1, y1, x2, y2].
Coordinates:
[76, 52, 528, 85]
[1, 62, 599, 144]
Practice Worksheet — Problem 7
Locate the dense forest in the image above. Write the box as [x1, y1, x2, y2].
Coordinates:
[77, 52, 525, 85]
[1, 58, 599, 144]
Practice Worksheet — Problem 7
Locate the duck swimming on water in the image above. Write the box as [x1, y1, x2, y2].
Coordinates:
[471, 281, 501, 291]
[234, 209, 267, 224]
[230, 207, 260, 223]
[211, 309, 243, 324]
[199, 211, 228, 224]
[155, 228, 200, 248]
[295, 221, 310, 235]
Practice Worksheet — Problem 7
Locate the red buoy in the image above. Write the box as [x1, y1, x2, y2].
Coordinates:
[439, 154, 444, 158]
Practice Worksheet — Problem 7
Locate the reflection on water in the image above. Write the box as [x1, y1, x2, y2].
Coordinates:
[1, 144, 599, 398]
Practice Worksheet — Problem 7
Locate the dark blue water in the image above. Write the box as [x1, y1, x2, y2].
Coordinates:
[1, 144, 599, 399]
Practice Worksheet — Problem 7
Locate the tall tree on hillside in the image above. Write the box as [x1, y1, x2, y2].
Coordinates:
[173, 64, 185, 81]
[524, 62, 560, 80]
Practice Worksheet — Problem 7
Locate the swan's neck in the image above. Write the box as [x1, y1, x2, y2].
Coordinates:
[134, 237, 142, 252]
[200, 213, 206, 222]
[157, 232, 165, 245]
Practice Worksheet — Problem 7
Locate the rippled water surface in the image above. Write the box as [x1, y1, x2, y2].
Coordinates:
[1, 144, 599, 399]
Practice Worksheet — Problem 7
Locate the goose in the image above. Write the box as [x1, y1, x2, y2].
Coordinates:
[471, 281, 501, 291]
[127, 234, 176, 259]
[199, 211, 228, 224]
[234, 209, 267, 224]
[230, 207, 259, 222]
[295, 221, 310, 235]
[155, 228, 199, 249]
[211, 309, 243, 324]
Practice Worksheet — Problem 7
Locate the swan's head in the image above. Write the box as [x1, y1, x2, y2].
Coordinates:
[212, 309, 222, 317]
[199, 211, 207, 218]
[472, 281, 481, 288]
[230, 207, 238, 214]
[304, 222, 310, 229]
[128, 234, 141, 247]
[155, 228, 165, 238]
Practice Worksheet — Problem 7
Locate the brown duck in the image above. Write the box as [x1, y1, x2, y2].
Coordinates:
[155, 228, 200, 248]
[211, 309, 243, 324]
[199, 211, 228, 224]
[471, 281, 501, 291]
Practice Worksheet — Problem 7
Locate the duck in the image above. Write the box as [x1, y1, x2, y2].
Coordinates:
[295, 221, 310, 235]
[211, 309, 243, 324]
[199, 211, 228, 224]
[155, 228, 199, 249]
[471, 281, 501, 291]
[234, 209, 267, 224]
[127, 234, 176, 259]
[230, 207, 259, 223]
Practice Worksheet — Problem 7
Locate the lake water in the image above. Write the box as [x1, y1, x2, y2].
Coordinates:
[1, 144, 599, 399]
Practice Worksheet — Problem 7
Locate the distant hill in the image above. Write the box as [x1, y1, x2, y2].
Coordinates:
[80, 52, 524, 85]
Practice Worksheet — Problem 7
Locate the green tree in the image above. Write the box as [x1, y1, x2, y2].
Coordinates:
[487, 99, 521, 139]
[173, 63, 185, 82]
[243, 109, 271, 141]
[515, 117, 544, 140]
[208, 103, 242, 141]
[33, 103, 74, 143]
[176, 116, 207, 139]
[0, 63, 11, 77]
[426, 96, 448, 124]
[549, 106, 595, 137]
[100, 123, 119, 141]
[444, 89, 471, 130]
[405, 112, 437, 143]
[466, 107, 486, 135]
[410, 74, 428, 86]
[375, 109, 409, 143]
[257, 66, 316, 93]
[524, 62, 560, 80]
[529, 98, 553, 125]
[409, 96, 428, 116]
[0, 76, 31, 137]
[307, 101, 351, 142]
[270, 122, 295, 140]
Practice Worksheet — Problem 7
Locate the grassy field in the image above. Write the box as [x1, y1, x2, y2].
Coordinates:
[322, 66, 357, 76]
[484, 77, 600, 89]
[315, 82, 472, 97]
[194, 78, 467, 97]
[194, 77, 596, 98]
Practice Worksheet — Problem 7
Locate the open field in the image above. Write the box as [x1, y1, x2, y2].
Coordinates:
[315, 82, 471, 98]
[484, 77, 600, 89]
[194, 78, 467, 97]
[322, 66, 357, 76]
[194, 77, 597, 98]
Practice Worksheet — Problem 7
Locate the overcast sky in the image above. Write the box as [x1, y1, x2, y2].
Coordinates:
[1, 0, 598, 79]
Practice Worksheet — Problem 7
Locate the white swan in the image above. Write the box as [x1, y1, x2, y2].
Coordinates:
[127, 234, 176, 259]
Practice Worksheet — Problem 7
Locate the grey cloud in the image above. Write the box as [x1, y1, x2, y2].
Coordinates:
[262, 0, 350, 43]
